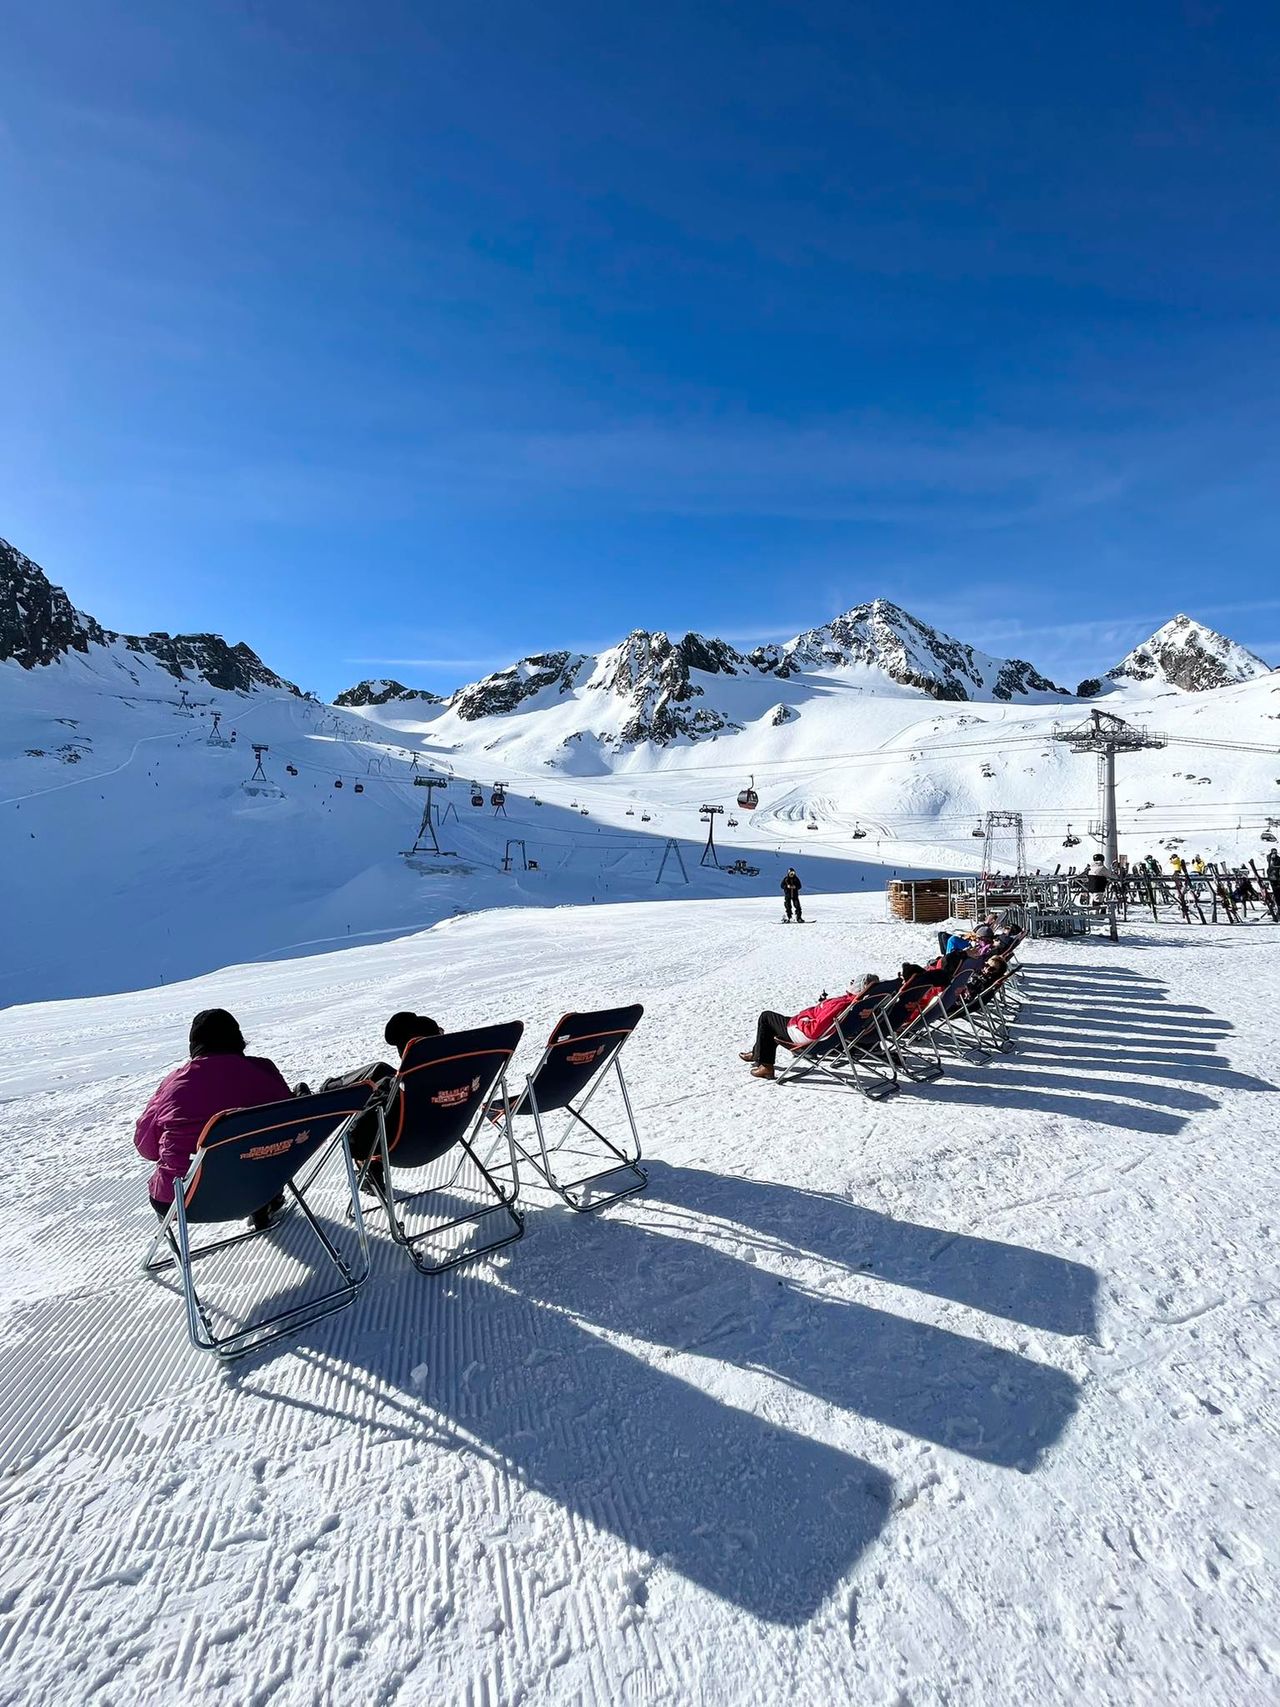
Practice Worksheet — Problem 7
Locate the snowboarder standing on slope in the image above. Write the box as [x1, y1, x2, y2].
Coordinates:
[781, 867, 804, 923]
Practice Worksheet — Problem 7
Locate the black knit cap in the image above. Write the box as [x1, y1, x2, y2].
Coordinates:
[189, 1008, 246, 1057]
[385, 1011, 442, 1053]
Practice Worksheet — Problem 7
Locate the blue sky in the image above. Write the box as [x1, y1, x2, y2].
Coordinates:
[2, 0, 1278, 696]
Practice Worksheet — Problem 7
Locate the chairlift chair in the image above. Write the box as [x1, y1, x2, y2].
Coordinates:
[737, 775, 759, 811]
[334, 778, 344, 789]
[354, 781, 364, 793]
[470, 783, 484, 807]
[852, 824, 867, 839]
[641, 812, 651, 822]
[286, 764, 299, 777]
[971, 822, 984, 837]
[1063, 824, 1081, 848]
[626, 807, 635, 816]
[727, 815, 739, 827]
[491, 787, 506, 808]
[1262, 828, 1277, 844]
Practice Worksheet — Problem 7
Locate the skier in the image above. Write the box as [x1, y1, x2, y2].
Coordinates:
[1083, 853, 1113, 907]
[1192, 855, 1207, 876]
[1267, 847, 1280, 910]
[1169, 853, 1186, 878]
[781, 867, 804, 923]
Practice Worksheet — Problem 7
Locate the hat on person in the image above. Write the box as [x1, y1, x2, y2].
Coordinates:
[188, 1008, 246, 1057]
[385, 1011, 443, 1053]
[975, 924, 995, 941]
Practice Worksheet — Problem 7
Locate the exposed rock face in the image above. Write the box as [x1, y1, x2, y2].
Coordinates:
[1, 538, 107, 666]
[587, 631, 748, 745]
[449, 652, 588, 720]
[1, 535, 299, 694]
[765, 599, 1068, 702]
[334, 678, 443, 708]
[1106, 615, 1272, 693]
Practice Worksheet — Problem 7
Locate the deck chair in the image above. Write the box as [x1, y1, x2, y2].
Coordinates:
[141, 1087, 373, 1360]
[493, 1006, 646, 1211]
[905, 968, 993, 1061]
[870, 983, 947, 1082]
[777, 996, 900, 1100]
[361, 1021, 525, 1272]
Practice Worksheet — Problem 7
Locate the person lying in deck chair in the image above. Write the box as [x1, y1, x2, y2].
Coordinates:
[740, 974, 882, 1081]
[134, 1009, 292, 1230]
[306, 1011, 445, 1189]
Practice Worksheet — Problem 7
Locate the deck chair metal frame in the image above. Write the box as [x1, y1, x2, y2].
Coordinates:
[870, 985, 946, 1082]
[776, 996, 901, 1100]
[361, 1021, 526, 1273]
[141, 1087, 373, 1361]
[495, 1006, 646, 1211]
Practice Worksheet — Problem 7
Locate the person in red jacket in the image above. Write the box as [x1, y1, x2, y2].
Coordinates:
[739, 974, 881, 1080]
[134, 1009, 293, 1227]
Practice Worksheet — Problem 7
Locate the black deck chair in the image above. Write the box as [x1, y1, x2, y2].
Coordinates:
[141, 1086, 373, 1360]
[776, 994, 901, 1099]
[869, 979, 948, 1082]
[361, 1021, 525, 1272]
[492, 1006, 646, 1211]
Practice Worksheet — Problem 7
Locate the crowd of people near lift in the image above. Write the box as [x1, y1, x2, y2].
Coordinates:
[740, 918, 1008, 1082]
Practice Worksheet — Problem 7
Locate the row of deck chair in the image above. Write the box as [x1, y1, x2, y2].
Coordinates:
[776, 927, 1026, 1101]
[142, 1005, 645, 1360]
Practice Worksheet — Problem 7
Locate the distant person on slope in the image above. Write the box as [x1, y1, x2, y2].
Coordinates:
[781, 867, 804, 922]
[1083, 854, 1113, 904]
[134, 1009, 292, 1227]
[740, 974, 881, 1080]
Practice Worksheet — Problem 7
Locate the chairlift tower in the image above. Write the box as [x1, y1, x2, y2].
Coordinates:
[1053, 709, 1167, 873]
[403, 775, 455, 858]
[980, 810, 1026, 878]
[249, 744, 271, 784]
[176, 687, 194, 716]
[207, 710, 231, 747]
[699, 804, 724, 868]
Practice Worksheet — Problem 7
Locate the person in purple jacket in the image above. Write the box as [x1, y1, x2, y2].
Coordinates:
[134, 1009, 292, 1229]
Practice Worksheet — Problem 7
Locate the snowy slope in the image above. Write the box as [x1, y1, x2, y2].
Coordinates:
[5, 534, 1280, 1006]
[0, 893, 1276, 1704]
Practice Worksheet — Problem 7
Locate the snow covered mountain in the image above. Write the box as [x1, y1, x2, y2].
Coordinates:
[334, 678, 442, 708]
[1106, 614, 1272, 694]
[367, 603, 1072, 755]
[0, 536, 299, 695]
[750, 599, 1067, 701]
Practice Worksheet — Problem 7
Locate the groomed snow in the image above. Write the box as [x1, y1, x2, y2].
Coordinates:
[1, 893, 1276, 1704]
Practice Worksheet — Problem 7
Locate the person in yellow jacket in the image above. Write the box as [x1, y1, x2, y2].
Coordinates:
[1169, 853, 1186, 877]
[1192, 855, 1207, 876]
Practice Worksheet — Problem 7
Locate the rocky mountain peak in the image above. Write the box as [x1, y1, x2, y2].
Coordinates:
[1, 535, 298, 694]
[334, 678, 443, 708]
[765, 599, 1067, 701]
[1106, 615, 1271, 693]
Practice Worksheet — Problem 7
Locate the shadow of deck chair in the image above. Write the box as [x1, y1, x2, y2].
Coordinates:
[776, 997, 900, 1100]
[362, 1021, 526, 1273]
[141, 1086, 373, 1361]
[495, 1006, 646, 1212]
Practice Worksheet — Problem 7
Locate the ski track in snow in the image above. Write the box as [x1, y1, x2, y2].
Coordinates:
[1, 894, 1278, 1705]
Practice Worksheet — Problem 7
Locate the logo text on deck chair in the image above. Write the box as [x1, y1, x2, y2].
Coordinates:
[431, 1076, 482, 1109]
[243, 1138, 294, 1160]
[566, 1047, 604, 1066]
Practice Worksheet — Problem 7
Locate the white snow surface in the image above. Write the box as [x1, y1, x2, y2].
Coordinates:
[1, 892, 1277, 1704]
[4, 645, 1279, 1005]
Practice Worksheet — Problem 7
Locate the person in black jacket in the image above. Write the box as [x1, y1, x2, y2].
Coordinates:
[781, 867, 803, 922]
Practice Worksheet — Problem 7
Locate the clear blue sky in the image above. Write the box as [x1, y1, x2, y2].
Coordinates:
[2, 0, 1278, 696]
